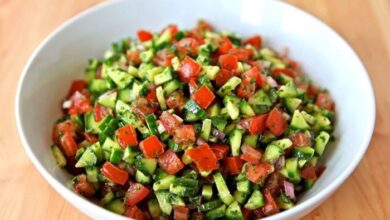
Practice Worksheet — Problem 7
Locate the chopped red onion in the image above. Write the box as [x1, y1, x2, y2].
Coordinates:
[196, 137, 207, 146]
[275, 156, 285, 170]
[62, 100, 72, 109]
[284, 180, 296, 200]
[282, 112, 291, 121]
[212, 128, 226, 140]
[266, 76, 278, 88]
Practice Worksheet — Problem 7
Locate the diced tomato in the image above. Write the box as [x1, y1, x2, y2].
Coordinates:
[178, 57, 202, 83]
[192, 85, 216, 109]
[218, 36, 233, 54]
[215, 69, 235, 86]
[175, 37, 199, 56]
[290, 132, 312, 147]
[261, 188, 280, 216]
[188, 78, 198, 95]
[222, 156, 244, 175]
[219, 54, 238, 71]
[125, 182, 150, 206]
[245, 162, 274, 184]
[243, 35, 262, 49]
[196, 20, 214, 31]
[84, 132, 98, 144]
[187, 144, 219, 172]
[131, 97, 156, 120]
[228, 48, 252, 62]
[266, 108, 288, 137]
[245, 67, 266, 87]
[124, 206, 147, 220]
[242, 208, 254, 220]
[126, 50, 141, 66]
[94, 103, 113, 122]
[52, 120, 77, 144]
[115, 125, 138, 148]
[240, 114, 268, 135]
[137, 29, 153, 42]
[158, 149, 185, 175]
[73, 174, 95, 197]
[161, 24, 178, 38]
[174, 205, 189, 220]
[67, 80, 87, 98]
[139, 135, 165, 158]
[174, 125, 196, 146]
[68, 91, 92, 115]
[237, 78, 256, 99]
[166, 91, 187, 110]
[307, 83, 320, 97]
[153, 49, 175, 67]
[272, 68, 296, 78]
[101, 162, 129, 185]
[187, 30, 205, 45]
[315, 93, 335, 111]
[160, 111, 182, 135]
[241, 145, 263, 163]
[145, 89, 160, 113]
[211, 144, 230, 160]
[301, 164, 317, 180]
[60, 132, 79, 158]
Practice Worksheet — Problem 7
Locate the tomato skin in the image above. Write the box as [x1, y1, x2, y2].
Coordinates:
[192, 85, 216, 109]
[174, 125, 196, 146]
[131, 97, 156, 120]
[222, 156, 244, 175]
[261, 188, 280, 216]
[240, 145, 263, 163]
[94, 103, 113, 122]
[125, 182, 150, 206]
[245, 162, 274, 184]
[196, 20, 214, 31]
[137, 29, 153, 42]
[67, 80, 87, 98]
[52, 120, 77, 144]
[301, 164, 317, 180]
[272, 68, 296, 78]
[126, 50, 141, 66]
[115, 125, 138, 148]
[186, 144, 219, 172]
[178, 57, 202, 83]
[60, 132, 79, 158]
[174, 205, 189, 220]
[166, 91, 186, 110]
[73, 174, 95, 197]
[124, 205, 147, 220]
[315, 92, 335, 111]
[290, 132, 312, 147]
[219, 54, 238, 71]
[228, 48, 252, 62]
[175, 37, 199, 56]
[215, 69, 235, 87]
[160, 111, 182, 135]
[237, 78, 256, 99]
[101, 162, 129, 185]
[158, 149, 185, 175]
[218, 36, 233, 54]
[139, 135, 165, 158]
[240, 114, 268, 135]
[153, 49, 175, 67]
[68, 91, 92, 115]
[211, 144, 230, 160]
[187, 30, 205, 44]
[266, 108, 288, 137]
[243, 35, 262, 49]
[188, 78, 198, 95]
[84, 132, 98, 144]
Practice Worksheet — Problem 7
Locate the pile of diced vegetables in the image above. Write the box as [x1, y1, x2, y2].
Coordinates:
[51, 20, 335, 219]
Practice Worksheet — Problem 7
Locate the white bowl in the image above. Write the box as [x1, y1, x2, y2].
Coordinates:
[15, 0, 375, 219]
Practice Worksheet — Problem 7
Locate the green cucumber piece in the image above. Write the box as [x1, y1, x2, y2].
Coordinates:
[213, 172, 234, 205]
[244, 190, 264, 210]
[314, 131, 330, 156]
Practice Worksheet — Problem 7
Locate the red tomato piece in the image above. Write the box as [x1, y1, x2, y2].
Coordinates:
[125, 182, 150, 206]
[84, 132, 98, 144]
[188, 78, 198, 95]
[211, 144, 230, 160]
[245, 67, 266, 87]
[192, 85, 216, 109]
[300, 164, 317, 180]
[153, 49, 175, 67]
[94, 103, 113, 122]
[187, 30, 205, 44]
[73, 174, 95, 197]
[261, 188, 280, 216]
[124, 206, 147, 220]
[175, 37, 199, 56]
[60, 132, 79, 158]
[196, 20, 214, 31]
[222, 156, 244, 175]
[219, 54, 238, 71]
[67, 80, 87, 98]
[290, 132, 312, 147]
[243, 35, 262, 49]
[174, 125, 196, 146]
[158, 149, 185, 175]
[174, 205, 189, 220]
[115, 125, 138, 148]
[272, 68, 296, 78]
[137, 29, 153, 42]
[68, 91, 92, 115]
[131, 97, 156, 120]
[240, 145, 263, 163]
[315, 93, 335, 111]
[218, 36, 233, 54]
[166, 91, 186, 110]
[161, 24, 178, 38]
[126, 50, 141, 66]
[237, 78, 256, 99]
[245, 162, 274, 184]
[160, 111, 182, 135]
[101, 162, 129, 185]
[228, 48, 252, 62]
[240, 114, 268, 135]
[266, 108, 288, 137]
[215, 69, 235, 87]
[187, 144, 219, 172]
[139, 135, 165, 158]
[178, 57, 202, 83]
[52, 120, 77, 144]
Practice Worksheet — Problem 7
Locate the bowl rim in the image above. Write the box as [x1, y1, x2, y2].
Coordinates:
[15, 0, 376, 219]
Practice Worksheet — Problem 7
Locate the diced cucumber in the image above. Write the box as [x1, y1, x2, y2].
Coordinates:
[51, 145, 66, 167]
[109, 148, 124, 164]
[169, 177, 199, 197]
[314, 131, 330, 156]
[171, 56, 181, 71]
[217, 77, 242, 96]
[140, 50, 154, 63]
[127, 65, 138, 77]
[262, 144, 284, 163]
[202, 184, 213, 200]
[122, 146, 140, 164]
[153, 175, 176, 191]
[89, 79, 109, 94]
[154, 68, 173, 85]
[211, 116, 227, 131]
[233, 191, 249, 205]
[229, 129, 243, 156]
[84, 112, 100, 134]
[155, 191, 173, 215]
[168, 193, 185, 206]
[147, 199, 162, 218]
[100, 190, 114, 206]
[163, 79, 181, 95]
[244, 190, 264, 210]
[156, 28, 172, 46]
[85, 166, 99, 183]
[213, 172, 234, 205]
[135, 169, 152, 184]
[290, 110, 310, 130]
[278, 73, 293, 84]
[155, 86, 167, 110]
[280, 157, 301, 183]
[243, 135, 258, 147]
[206, 205, 226, 220]
[226, 201, 244, 220]
[313, 114, 332, 131]
[278, 81, 298, 98]
[239, 101, 255, 117]
[277, 193, 295, 210]
[184, 100, 207, 120]
[301, 111, 315, 125]
[75, 148, 97, 168]
[248, 90, 272, 114]
[224, 96, 240, 120]
[154, 168, 169, 181]
[237, 179, 251, 193]
[107, 67, 133, 89]
[145, 114, 158, 135]
[97, 90, 117, 109]
[284, 98, 302, 113]
[115, 100, 148, 134]
[182, 169, 198, 180]
[294, 147, 315, 167]
[105, 199, 125, 214]
[200, 119, 212, 141]
[118, 89, 131, 103]
[135, 158, 157, 176]
[203, 65, 220, 80]
[198, 199, 223, 212]
[146, 66, 163, 82]
[271, 138, 293, 150]
[208, 103, 221, 117]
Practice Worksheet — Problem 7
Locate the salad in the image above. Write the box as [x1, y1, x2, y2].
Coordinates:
[51, 20, 335, 219]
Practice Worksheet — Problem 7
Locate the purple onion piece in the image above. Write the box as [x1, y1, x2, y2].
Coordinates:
[196, 137, 206, 146]
[284, 180, 296, 200]
[212, 128, 226, 140]
[275, 156, 285, 170]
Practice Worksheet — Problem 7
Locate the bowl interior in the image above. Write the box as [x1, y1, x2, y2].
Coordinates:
[16, 0, 375, 219]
